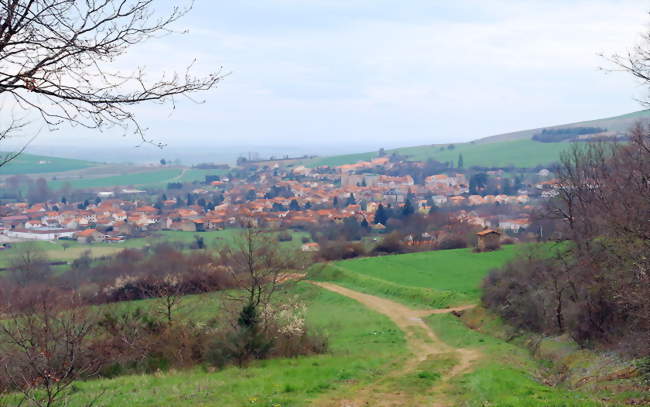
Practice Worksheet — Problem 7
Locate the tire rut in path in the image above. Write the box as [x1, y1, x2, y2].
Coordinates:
[311, 281, 481, 407]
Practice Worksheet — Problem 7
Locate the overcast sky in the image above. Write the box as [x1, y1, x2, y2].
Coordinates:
[9, 0, 650, 157]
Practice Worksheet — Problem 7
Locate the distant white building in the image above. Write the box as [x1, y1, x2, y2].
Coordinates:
[6, 228, 77, 241]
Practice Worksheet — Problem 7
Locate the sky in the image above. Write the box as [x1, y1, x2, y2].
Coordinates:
[5, 0, 650, 162]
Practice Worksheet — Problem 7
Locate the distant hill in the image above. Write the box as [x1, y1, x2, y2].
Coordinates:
[306, 110, 650, 169]
[0, 152, 97, 175]
[474, 109, 650, 144]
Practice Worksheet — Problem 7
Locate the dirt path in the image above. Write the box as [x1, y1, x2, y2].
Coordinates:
[311, 282, 481, 407]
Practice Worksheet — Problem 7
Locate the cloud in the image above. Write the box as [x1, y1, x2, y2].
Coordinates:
[17, 0, 650, 152]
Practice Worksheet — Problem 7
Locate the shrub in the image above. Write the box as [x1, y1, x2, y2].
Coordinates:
[437, 237, 467, 250]
[372, 231, 406, 254]
[276, 231, 293, 242]
[318, 241, 366, 261]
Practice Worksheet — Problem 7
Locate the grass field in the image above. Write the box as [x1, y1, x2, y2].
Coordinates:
[425, 313, 622, 406]
[305, 139, 571, 168]
[311, 245, 521, 308]
[48, 168, 184, 190]
[0, 229, 310, 268]
[0, 153, 97, 175]
[4, 245, 642, 406]
[58, 283, 406, 407]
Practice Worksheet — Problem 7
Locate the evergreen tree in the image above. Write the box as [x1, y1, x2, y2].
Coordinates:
[304, 201, 312, 210]
[187, 193, 194, 206]
[406, 189, 416, 202]
[401, 198, 415, 218]
[162, 193, 168, 201]
[469, 173, 489, 195]
[94, 196, 101, 205]
[345, 193, 356, 206]
[458, 153, 464, 169]
[272, 202, 286, 212]
[360, 217, 370, 230]
[61, 196, 67, 205]
[289, 199, 301, 211]
[332, 196, 339, 208]
[374, 204, 388, 225]
[245, 189, 257, 201]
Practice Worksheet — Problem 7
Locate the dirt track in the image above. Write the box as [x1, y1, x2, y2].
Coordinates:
[311, 282, 481, 407]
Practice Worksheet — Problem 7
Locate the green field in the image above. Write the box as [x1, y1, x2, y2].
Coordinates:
[305, 139, 571, 169]
[425, 312, 618, 406]
[311, 246, 520, 308]
[0, 152, 97, 175]
[48, 168, 184, 190]
[177, 168, 230, 183]
[4, 245, 643, 406]
[56, 283, 407, 407]
[0, 229, 310, 268]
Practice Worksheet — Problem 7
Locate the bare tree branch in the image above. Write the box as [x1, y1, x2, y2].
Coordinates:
[0, 0, 224, 165]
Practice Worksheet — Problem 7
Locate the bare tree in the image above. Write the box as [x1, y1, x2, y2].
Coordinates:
[145, 274, 186, 324]
[0, 0, 224, 164]
[219, 224, 308, 311]
[9, 242, 51, 286]
[0, 288, 102, 407]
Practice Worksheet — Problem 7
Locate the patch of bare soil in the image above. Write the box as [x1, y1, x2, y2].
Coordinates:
[311, 282, 481, 407]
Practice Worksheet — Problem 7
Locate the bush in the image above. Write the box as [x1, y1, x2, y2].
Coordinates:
[318, 241, 366, 261]
[276, 231, 293, 242]
[372, 231, 405, 254]
[437, 237, 467, 250]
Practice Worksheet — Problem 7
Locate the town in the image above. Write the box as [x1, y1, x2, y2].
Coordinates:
[0, 152, 557, 251]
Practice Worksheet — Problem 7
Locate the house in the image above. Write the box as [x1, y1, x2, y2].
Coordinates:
[6, 228, 77, 241]
[75, 228, 104, 244]
[301, 242, 320, 252]
[500, 219, 530, 232]
[476, 229, 501, 252]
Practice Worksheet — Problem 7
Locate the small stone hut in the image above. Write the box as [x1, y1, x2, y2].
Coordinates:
[476, 229, 501, 252]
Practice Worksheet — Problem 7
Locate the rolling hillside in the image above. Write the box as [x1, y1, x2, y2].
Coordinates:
[0, 152, 97, 175]
[306, 109, 650, 168]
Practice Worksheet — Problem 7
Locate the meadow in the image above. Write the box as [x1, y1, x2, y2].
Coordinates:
[310, 245, 521, 309]
[0, 229, 310, 268]
[305, 139, 570, 169]
[48, 167, 185, 190]
[3, 245, 643, 406]
[0, 153, 97, 175]
[59, 283, 407, 407]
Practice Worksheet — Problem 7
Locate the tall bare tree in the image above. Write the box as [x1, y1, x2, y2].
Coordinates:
[0, 0, 224, 166]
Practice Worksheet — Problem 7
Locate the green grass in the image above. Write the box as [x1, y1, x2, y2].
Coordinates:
[425, 312, 630, 406]
[0, 153, 97, 175]
[177, 168, 230, 183]
[49, 168, 184, 190]
[310, 246, 520, 308]
[394, 139, 570, 168]
[0, 229, 310, 268]
[305, 139, 571, 168]
[60, 283, 406, 407]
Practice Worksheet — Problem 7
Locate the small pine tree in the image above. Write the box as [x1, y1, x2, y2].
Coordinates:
[345, 193, 356, 206]
[401, 199, 415, 218]
[458, 153, 464, 169]
[374, 204, 388, 225]
[289, 199, 301, 211]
